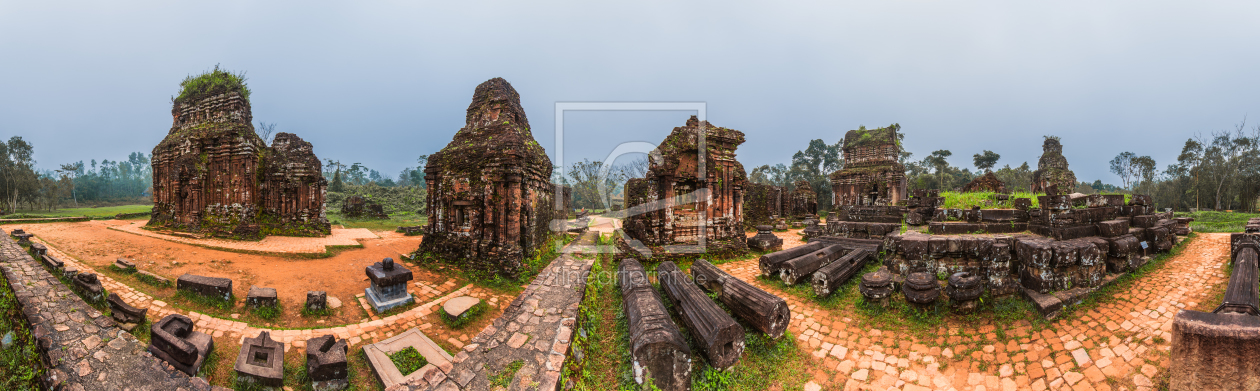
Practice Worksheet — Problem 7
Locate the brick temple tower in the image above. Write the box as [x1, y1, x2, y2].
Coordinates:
[418, 78, 557, 279]
[149, 68, 328, 239]
[623, 116, 749, 255]
[830, 124, 907, 206]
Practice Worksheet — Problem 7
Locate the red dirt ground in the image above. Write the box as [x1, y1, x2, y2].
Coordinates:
[3, 219, 451, 326]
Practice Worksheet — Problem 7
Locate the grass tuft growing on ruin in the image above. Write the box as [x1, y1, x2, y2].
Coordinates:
[939, 191, 1044, 209]
[388, 346, 430, 375]
[490, 360, 525, 388]
[175, 64, 250, 105]
[175, 289, 235, 311]
[250, 302, 282, 321]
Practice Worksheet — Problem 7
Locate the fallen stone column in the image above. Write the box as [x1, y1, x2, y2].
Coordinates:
[691, 259, 790, 339]
[1170, 310, 1260, 390]
[810, 248, 873, 298]
[617, 258, 691, 391]
[779, 244, 847, 285]
[1217, 242, 1260, 316]
[657, 261, 745, 370]
[758, 242, 824, 277]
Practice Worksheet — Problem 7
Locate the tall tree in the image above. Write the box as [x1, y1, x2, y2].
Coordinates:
[972, 150, 1000, 173]
[925, 149, 952, 190]
[1110, 151, 1136, 190]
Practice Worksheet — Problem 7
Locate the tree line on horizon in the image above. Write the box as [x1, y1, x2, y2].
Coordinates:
[745, 120, 1260, 213]
[6, 117, 1259, 214]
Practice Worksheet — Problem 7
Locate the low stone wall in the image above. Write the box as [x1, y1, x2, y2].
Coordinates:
[0, 234, 220, 390]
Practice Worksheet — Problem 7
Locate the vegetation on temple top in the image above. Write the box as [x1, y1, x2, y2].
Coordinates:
[844, 123, 903, 148]
[174, 64, 251, 106]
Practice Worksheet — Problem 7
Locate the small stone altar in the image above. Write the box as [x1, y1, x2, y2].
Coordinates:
[307, 334, 349, 391]
[73, 272, 104, 302]
[235, 331, 285, 387]
[307, 290, 328, 312]
[747, 225, 783, 251]
[177, 274, 233, 301]
[148, 314, 215, 376]
[247, 285, 278, 308]
[365, 258, 414, 312]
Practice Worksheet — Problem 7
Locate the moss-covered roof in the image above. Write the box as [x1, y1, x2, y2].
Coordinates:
[174, 65, 250, 107]
[844, 123, 900, 148]
[648, 116, 748, 182]
[427, 78, 552, 179]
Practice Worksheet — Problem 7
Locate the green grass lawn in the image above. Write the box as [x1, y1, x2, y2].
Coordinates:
[939, 191, 1044, 209]
[1174, 210, 1260, 233]
[6, 204, 151, 218]
[327, 211, 426, 232]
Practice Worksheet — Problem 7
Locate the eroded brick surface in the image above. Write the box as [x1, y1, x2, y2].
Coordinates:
[419, 78, 557, 280]
[149, 90, 329, 239]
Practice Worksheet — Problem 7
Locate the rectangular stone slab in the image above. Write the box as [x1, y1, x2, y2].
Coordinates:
[247, 286, 278, 308]
[177, 274, 233, 301]
[363, 328, 454, 389]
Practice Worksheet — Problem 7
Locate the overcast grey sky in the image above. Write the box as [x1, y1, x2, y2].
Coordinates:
[2, 1, 1258, 184]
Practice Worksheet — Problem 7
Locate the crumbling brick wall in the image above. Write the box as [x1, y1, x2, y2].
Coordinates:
[742, 183, 785, 229]
[789, 180, 818, 218]
[623, 116, 748, 255]
[149, 92, 329, 239]
[831, 124, 907, 206]
[418, 78, 556, 279]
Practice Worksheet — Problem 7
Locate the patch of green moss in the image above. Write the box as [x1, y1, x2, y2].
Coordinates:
[175, 65, 250, 106]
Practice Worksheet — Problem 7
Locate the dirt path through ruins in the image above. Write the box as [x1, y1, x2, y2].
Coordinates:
[721, 233, 1231, 390]
[3, 219, 448, 326]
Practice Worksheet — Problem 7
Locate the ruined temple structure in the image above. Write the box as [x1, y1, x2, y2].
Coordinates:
[341, 195, 389, 219]
[418, 78, 556, 279]
[741, 183, 786, 229]
[788, 180, 817, 219]
[1031, 137, 1077, 194]
[149, 71, 329, 239]
[961, 171, 1007, 193]
[623, 116, 749, 256]
[831, 124, 907, 206]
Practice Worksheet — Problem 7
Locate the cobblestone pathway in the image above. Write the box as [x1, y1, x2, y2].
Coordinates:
[107, 220, 380, 254]
[718, 233, 1230, 391]
[0, 235, 214, 390]
[387, 231, 597, 390]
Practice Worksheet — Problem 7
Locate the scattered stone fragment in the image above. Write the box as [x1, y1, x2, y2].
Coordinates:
[148, 314, 214, 376]
[235, 330, 285, 387]
[246, 285, 278, 308]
